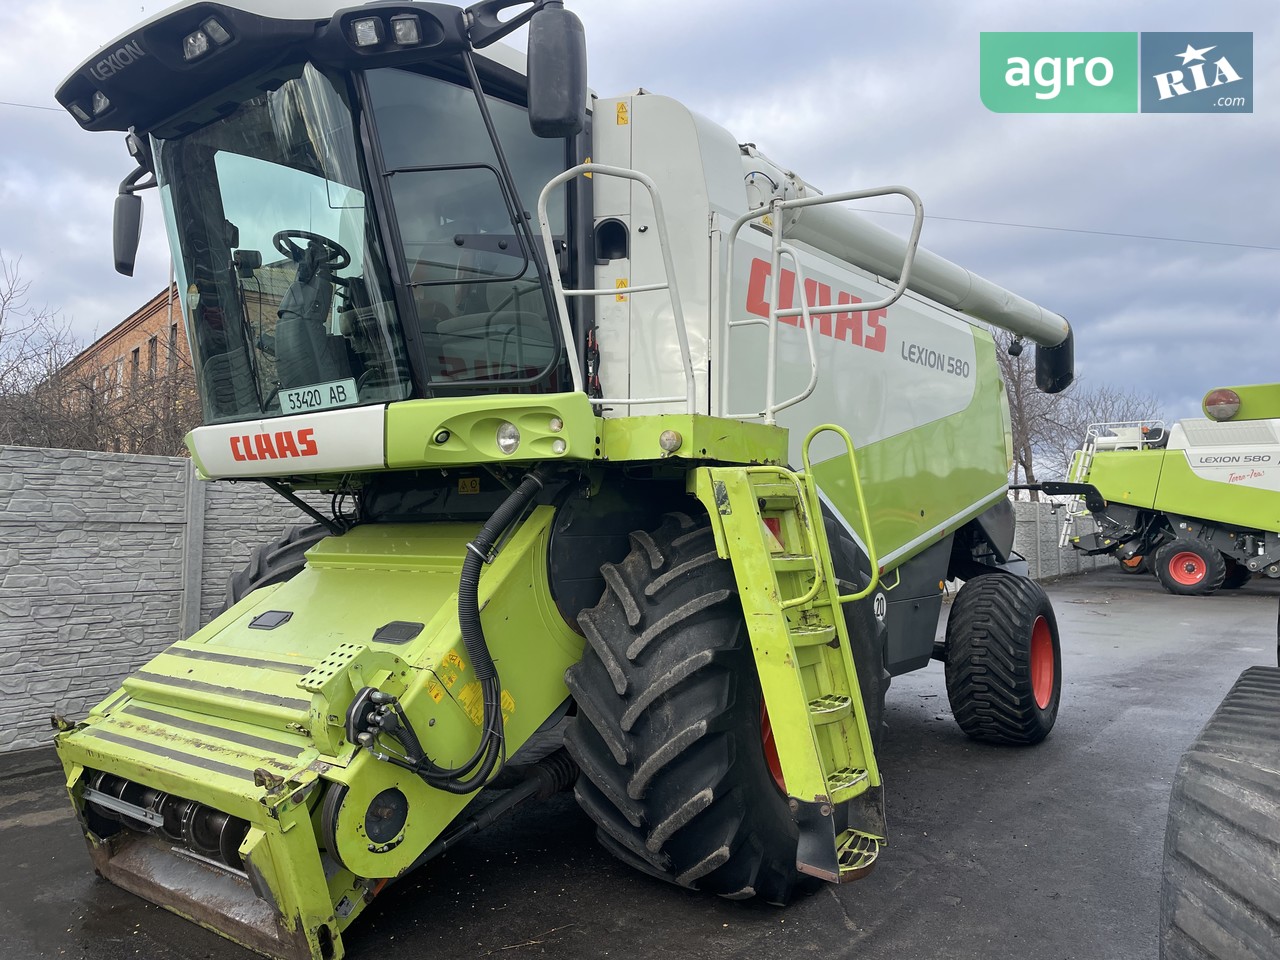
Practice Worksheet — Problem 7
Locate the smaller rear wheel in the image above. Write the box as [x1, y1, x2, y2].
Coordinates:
[944, 573, 1062, 745]
[1117, 555, 1148, 575]
[1153, 540, 1225, 596]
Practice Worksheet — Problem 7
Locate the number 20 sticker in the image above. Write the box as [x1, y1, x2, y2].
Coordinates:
[873, 592, 887, 622]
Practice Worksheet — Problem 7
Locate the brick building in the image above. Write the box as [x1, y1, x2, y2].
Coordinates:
[63, 284, 190, 396]
[55, 283, 201, 455]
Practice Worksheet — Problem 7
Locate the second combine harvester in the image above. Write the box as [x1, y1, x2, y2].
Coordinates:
[52, 2, 1076, 958]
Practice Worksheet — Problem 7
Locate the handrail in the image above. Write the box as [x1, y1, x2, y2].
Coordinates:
[742, 465, 827, 610]
[803, 424, 881, 603]
[723, 244, 819, 420]
[536, 162, 696, 413]
[720, 186, 926, 425]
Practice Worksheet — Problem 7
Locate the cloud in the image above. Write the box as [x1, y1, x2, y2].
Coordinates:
[1, 0, 1275, 427]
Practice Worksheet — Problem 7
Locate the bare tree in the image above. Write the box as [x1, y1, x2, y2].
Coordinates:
[0, 254, 201, 455]
[0, 254, 85, 446]
[993, 329, 1162, 497]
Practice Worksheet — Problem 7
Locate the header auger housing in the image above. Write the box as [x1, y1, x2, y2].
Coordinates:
[54, 2, 1073, 957]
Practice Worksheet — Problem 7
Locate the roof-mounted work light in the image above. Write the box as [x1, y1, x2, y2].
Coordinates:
[352, 17, 384, 47]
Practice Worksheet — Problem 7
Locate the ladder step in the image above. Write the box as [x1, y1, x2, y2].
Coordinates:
[808, 694, 851, 724]
[789, 623, 837, 647]
[827, 766, 869, 794]
[750, 481, 803, 504]
[772, 554, 816, 573]
[835, 828, 882, 880]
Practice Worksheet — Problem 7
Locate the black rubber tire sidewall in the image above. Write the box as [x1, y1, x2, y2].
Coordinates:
[217, 522, 329, 615]
[944, 572, 1062, 745]
[563, 513, 800, 903]
[1221, 558, 1251, 590]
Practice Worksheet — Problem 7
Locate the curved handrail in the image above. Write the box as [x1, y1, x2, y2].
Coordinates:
[803, 424, 881, 603]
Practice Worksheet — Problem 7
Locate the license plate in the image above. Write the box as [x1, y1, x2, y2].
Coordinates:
[280, 378, 358, 414]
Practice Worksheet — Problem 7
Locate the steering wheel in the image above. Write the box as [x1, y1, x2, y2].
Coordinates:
[272, 229, 351, 270]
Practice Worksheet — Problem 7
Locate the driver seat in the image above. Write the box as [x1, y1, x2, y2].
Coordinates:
[275, 244, 350, 389]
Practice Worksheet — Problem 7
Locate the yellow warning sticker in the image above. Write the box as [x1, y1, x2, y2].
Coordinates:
[457, 477, 480, 495]
[443, 650, 466, 674]
[457, 681, 484, 726]
[583, 156, 592, 178]
[615, 278, 629, 302]
[426, 680, 444, 704]
[616, 102, 629, 125]
[500, 690, 516, 723]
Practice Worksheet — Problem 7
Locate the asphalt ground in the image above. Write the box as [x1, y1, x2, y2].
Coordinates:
[3, 567, 1276, 960]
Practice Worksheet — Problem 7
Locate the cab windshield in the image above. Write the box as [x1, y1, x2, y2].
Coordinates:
[155, 64, 410, 423]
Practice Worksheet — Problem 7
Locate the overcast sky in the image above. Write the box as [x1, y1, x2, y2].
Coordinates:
[1, 0, 1275, 420]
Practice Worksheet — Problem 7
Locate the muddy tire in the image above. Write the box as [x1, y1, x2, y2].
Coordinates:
[564, 512, 886, 903]
[1154, 540, 1226, 596]
[219, 523, 328, 613]
[1160, 667, 1280, 959]
[944, 572, 1061, 745]
[1221, 559, 1252, 591]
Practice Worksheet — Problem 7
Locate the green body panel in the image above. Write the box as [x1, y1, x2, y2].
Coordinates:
[1081, 449, 1280, 534]
[808, 414, 1008, 570]
[54, 512, 582, 960]
[808, 356, 1010, 570]
[1081, 450, 1165, 509]
[599, 414, 788, 465]
[1140, 454, 1280, 532]
[1205, 383, 1280, 421]
[385, 392, 598, 467]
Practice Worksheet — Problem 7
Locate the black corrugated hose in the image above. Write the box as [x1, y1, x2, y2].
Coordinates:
[403, 469, 546, 794]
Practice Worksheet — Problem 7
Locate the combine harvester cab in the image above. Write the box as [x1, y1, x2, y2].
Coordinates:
[1060, 385, 1280, 595]
[53, 2, 1075, 957]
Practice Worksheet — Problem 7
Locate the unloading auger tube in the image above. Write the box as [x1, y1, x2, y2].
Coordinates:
[743, 150, 1074, 392]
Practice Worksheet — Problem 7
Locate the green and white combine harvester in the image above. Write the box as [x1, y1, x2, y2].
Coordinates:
[54, 2, 1076, 957]
[1059, 385, 1280, 595]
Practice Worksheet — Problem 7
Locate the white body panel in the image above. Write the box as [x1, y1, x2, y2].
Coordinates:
[591, 93, 984, 460]
[190, 405, 386, 479]
[591, 95, 741, 415]
[1167, 418, 1280, 492]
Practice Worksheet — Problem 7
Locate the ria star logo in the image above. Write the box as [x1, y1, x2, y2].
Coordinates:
[1175, 43, 1216, 65]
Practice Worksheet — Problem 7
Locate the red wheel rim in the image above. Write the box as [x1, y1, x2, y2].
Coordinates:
[1168, 551, 1207, 585]
[1030, 616, 1054, 711]
[760, 707, 787, 793]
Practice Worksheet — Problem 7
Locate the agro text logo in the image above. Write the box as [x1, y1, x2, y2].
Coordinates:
[980, 33, 1137, 113]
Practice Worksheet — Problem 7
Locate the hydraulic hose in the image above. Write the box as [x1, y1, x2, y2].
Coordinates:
[459, 470, 546, 682]
[389, 469, 547, 794]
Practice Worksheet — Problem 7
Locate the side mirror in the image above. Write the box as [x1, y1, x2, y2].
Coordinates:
[113, 192, 143, 277]
[527, 2, 586, 138]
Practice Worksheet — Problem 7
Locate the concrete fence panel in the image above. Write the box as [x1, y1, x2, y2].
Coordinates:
[0, 445, 314, 752]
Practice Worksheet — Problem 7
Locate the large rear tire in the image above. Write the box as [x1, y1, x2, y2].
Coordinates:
[1160, 666, 1280, 959]
[1154, 540, 1226, 596]
[944, 573, 1062, 745]
[218, 522, 328, 613]
[563, 512, 885, 903]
